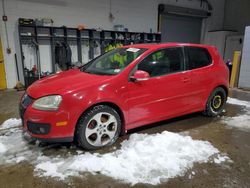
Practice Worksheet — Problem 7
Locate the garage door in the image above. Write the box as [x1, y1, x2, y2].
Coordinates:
[161, 15, 202, 43]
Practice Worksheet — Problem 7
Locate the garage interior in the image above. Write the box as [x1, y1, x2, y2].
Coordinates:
[0, 0, 250, 187]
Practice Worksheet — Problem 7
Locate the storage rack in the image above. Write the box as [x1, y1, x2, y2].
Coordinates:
[18, 24, 161, 86]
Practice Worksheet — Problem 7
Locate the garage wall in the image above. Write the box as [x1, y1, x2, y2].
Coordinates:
[224, 0, 250, 33]
[239, 26, 250, 89]
[0, 0, 225, 88]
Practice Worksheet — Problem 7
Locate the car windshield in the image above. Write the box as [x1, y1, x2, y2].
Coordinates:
[80, 47, 147, 75]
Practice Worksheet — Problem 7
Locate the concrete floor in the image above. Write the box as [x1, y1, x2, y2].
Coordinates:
[0, 89, 250, 187]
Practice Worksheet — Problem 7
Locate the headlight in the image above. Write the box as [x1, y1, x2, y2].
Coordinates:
[32, 95, 62, 111]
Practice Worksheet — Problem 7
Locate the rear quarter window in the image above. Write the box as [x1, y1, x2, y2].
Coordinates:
[185, 47, 212, 70]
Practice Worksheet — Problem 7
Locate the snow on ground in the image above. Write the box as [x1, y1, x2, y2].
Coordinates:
[222, 114, 250, 130]
[0, 119, 231, 185]
[35, 132, 223, 185]
[214, 155, 232, 164]
[0, 143, 7, 153]
[0, 118, 21, 130]
[1, 98, 249, 184]
[227, 97, 250, 108]
[223, 97, 250, 131]
[0, 128, 37, 164]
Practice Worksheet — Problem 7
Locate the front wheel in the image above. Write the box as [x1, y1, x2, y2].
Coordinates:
[203, 87, 227, 117]
[76, 105, 121, 150]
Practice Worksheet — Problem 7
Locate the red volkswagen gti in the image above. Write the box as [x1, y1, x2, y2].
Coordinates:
[19, 43, 229, 150]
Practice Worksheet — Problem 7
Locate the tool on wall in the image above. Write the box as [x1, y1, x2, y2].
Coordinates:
[32, 39, 41, 79]
[14, 54, 20, 81]
[14, 53, 25, 91]
[109, 0, 115, 22]
[1, 0, 11, 54]
[55, 42, 72, 71]
[22, 39, 41, 79]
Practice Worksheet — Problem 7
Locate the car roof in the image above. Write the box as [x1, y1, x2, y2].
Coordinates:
[123, 43, 214, 50]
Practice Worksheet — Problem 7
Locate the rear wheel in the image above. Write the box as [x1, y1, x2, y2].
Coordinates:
[76, 105, 121, 150]
[203, 87, 227, 117]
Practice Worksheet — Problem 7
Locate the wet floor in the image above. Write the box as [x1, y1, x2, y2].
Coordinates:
[0, 89, 250, 188]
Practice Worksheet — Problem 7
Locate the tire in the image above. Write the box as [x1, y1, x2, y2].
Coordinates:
[203, 87, 227, 117]
[76, 105, 121, 150]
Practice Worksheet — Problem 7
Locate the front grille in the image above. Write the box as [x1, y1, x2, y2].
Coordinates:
[19, 93, 33, 125]
[27, 121, 51, 135]
[19, 104, 25, 120]
[21, 94, 33, 108]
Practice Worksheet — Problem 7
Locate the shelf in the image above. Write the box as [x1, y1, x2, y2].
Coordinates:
[81, 38, 90, 41]
[37, 36, 52, 39]
[18, 23, 161, 87]
[67, 37, 80, 39]
[19, 24, 35, 28]
[19, 25, 161, 43]
[36, 25, 53, 29]
[53, 36, 66, 38]
[88, 37, 101, 39]
[20, 35, 35, 38]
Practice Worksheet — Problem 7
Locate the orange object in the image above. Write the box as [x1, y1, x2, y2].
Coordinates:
[56, 121, 68, 126]
[32, 65, 37, 74]
[77, 24, 85, 30]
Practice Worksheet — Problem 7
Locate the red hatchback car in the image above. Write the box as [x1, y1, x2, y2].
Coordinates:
[20, 43, 229, 150]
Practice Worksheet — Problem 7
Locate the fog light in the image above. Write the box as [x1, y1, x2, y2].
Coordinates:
[56, 121, 68, 126]
[39, 127, 46, 134]
[27, 121, 50, 135]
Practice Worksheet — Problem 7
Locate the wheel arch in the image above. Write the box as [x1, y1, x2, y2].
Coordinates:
[203, 84, 228, 116]
[203, 84, 228, 109]
[74, 101, 126, 138]
[215, 84, 228, 98]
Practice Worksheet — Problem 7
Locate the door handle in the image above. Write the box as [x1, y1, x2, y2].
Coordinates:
[182, 77, 190, 83]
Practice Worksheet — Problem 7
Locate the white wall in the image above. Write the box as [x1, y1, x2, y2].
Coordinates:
[0, 0, 225, 88]
[239, 26, 250, 89]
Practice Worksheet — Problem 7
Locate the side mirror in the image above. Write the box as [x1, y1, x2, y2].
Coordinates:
[130, 70, 150, 82]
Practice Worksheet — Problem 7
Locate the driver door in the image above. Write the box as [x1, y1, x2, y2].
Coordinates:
[126, 47, 192, 129]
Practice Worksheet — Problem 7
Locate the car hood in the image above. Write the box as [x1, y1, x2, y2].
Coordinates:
[27, 69, 113, 99]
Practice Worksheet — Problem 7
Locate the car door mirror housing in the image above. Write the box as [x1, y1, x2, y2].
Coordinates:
[130, 70, 150, 82]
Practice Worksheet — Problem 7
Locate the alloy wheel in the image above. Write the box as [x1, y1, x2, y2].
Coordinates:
[85, 112, 118, 147]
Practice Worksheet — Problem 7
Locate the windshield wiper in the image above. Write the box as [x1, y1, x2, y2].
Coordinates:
[96, 73, 114, 75]
[82, 70, 114, 75]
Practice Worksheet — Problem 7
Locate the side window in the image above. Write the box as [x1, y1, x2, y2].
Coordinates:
[186, 47, 212, 70]
[137, 47, 184, 77]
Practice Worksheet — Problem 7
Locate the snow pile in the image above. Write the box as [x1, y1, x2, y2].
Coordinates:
[223, 97, 250, 131]
[35, 131, 222, 185]
[0, 118, 21, 130]
[0, 143, 7, 153]
[0, 128, 36, 164]
[0, 118, 231, 185]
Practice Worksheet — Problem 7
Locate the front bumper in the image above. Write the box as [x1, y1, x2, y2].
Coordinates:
[19, 95, 74, 142]
[22, 129, 73, 143]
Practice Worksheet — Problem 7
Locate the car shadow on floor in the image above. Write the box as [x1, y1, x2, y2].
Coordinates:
[127, 112, 218, 135]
